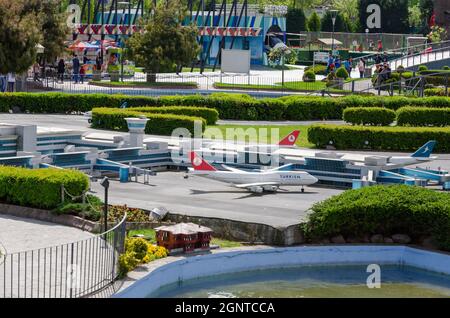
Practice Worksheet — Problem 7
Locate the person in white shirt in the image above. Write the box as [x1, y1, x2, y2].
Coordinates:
[358, 60, 366, 78]
[7, 73, 15, 92]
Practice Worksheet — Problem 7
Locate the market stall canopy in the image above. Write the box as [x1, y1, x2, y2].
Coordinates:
[68, 41, 100, 51]
[309, 38, 343, 47]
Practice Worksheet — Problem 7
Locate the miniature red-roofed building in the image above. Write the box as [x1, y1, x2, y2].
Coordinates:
[155, 223, 213, 254]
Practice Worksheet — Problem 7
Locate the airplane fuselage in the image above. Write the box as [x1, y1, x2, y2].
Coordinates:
[189, 169, 318, 186]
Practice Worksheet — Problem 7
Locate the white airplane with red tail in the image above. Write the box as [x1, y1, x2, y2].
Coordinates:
[186, 151, 318, 193]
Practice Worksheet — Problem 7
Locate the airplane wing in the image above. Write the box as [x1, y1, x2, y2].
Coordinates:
[234, 182, 279, 188]
[221, 164, 245, 173]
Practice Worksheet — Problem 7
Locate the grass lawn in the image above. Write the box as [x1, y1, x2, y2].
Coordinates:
[128, 228, 243, 248]
[214, 81, 347, 93]
[204, 125, 314, 148]
[89, 80, 198, 88]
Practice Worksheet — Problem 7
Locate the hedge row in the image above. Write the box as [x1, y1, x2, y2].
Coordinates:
[397, 107, 450, 127]
[1, 92, 450, 121]
[424, 88, 448, 97]
[343, 107, 396, 126]
[91, 108, 206, 136]
[307, 124, 450, 152]
[303, 185, 450, 251]
[0, 167, 88, 209]
[127, 106, 218, 125]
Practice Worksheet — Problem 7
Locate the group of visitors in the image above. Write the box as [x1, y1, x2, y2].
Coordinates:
[326, 53, 354, 78]
[56, 53, 103, 84]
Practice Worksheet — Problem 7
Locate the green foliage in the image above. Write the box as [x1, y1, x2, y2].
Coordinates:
[418, 65, 428, 72]
[303, 185, 450, 251]
[54, 194, 102, 221]
[307, 12, 321, 32]
[321, 11, 347, 32]
[335, 67, 349, 79]
[107, 205, 149, 223]
[304, 64, 327, 75]
[307, 124, 450, 152]
[126, 1, 200, 76]
[397, 107, 450, 127]
[119, 238, 168, 277]
[302, 70, 316, 82]
[91, 107, 206, 136]
[424, 88, 448, 97]
[0, 167, 89, 209]
[286, 8, 307, 33]
[343, 107, 396, 126]
[443, 66, 450, 71]
[127, 106, 218, 125]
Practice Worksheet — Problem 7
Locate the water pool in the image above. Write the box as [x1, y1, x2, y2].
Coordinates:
[149, 265, 450, 298]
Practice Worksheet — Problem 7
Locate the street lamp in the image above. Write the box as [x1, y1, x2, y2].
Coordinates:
[100, 177, 110, 234]
[330, 9, 339, 55]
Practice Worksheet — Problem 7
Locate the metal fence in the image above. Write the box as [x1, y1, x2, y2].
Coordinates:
[0, 213, 127, 298]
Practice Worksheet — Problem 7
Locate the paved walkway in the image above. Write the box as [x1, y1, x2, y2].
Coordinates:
[0, 215, 93, 253]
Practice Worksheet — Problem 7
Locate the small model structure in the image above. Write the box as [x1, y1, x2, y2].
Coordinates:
[155, 223, 213, 254]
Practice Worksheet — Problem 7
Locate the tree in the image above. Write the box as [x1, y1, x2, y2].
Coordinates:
[0, 0, 41, 74]
[126, 1, 200, 81]
[332, 0, 359, 31]
[307, 12, 321, 32]
[22, 0, 69, 64]
[286, 8, 307, 33]
[321, 11, 347, 32]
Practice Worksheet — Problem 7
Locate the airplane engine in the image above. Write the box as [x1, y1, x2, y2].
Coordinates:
[249, 186, 264, 194]
[262, 185, 278, 192]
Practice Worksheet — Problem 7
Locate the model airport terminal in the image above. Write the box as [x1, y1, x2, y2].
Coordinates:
[1, 0, 450, 301]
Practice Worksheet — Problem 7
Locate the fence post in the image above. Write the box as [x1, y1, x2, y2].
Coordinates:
[351, 80, 355, 93]
[61, 184, 65, 204]
[69, 242, 74, 298]
[446, 74, 449, 97]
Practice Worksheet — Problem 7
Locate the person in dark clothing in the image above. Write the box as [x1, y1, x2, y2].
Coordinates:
[57, 59, 65, 83]
[72, 55, 80, 84]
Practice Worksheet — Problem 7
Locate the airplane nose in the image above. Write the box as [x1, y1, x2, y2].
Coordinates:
[310, 176, 319, 184]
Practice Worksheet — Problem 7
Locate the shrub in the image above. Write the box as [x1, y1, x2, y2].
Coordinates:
[127, 106, 219, 125]
[119, 238, 168, 277]
[397, 107, 450, 127]
[91, 108, 206, 136]
[305, 64, 327, 75]
[418, 65, 428, 72]
[335, 67, 349, 79]
[303, 185, 450, 251]
[0, 167, 89, 209]
[343, 107, 396, 126]
[443, 66, 450, 71]
[307, 124, 450, 152]
[108, 205, 149, 223]
[424, 88, 448, 97]
[54, 194, 102, 221]
[302, 70, 316, 82]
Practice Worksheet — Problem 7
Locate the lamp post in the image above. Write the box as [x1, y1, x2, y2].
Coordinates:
[100, 177, 109, 234]
[330, 9, 339, 55]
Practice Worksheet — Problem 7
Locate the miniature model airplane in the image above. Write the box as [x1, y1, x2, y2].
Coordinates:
[186, 151, 318, 193]
[278, 130, 301, 147]
[342, 140, 438, 168]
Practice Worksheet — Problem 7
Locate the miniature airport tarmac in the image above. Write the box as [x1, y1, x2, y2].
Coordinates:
[1, 113, 450, 228]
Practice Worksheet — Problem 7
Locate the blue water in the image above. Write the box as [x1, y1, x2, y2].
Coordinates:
[149, 265, 450, 298]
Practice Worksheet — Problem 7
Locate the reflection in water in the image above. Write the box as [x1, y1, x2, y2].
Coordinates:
[149, 265, 450, 298]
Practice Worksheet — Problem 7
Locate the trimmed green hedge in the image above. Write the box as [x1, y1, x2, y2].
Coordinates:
[343, 107, 396, 126]
[127, 106, 219, 125]
[0, 167, 88, 209]
[424, 88, 448, 97]
[1, 93, 450, 122]
[397, 107, 450, 127]
[303, 185, 450, 251]
[307, 124, 450, 152]
[91, 108, 206, 135]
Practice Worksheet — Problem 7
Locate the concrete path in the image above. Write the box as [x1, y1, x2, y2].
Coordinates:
[0, 215, 93, 253]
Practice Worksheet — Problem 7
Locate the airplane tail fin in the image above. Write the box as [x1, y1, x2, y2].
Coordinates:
[189, 152, 217, 171]
[278, 130, 300, 146]
[411, 140, 436, 158]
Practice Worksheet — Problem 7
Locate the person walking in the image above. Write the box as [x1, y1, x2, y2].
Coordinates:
[79, 65, 86, 84]
[344, 58, 353, 78]
[7, 72, 15, 92]
[57, 59, 65, 83]
[358, 59, 366, 78]
[72, 54, 80, 84]
[326, 53, 334, 75]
